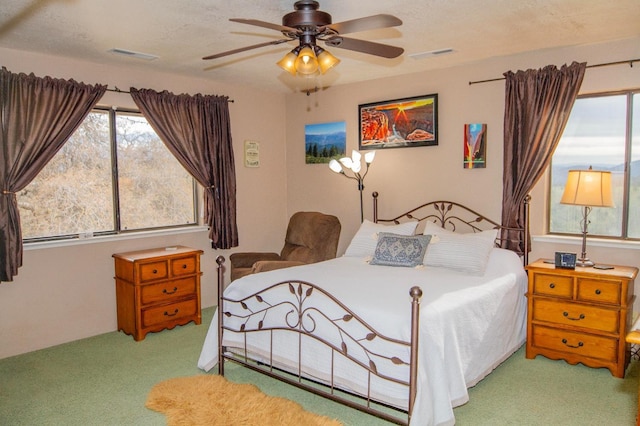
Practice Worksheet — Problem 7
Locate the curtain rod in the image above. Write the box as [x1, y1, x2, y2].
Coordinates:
[468, 58, 640, 85]
[105, 86, 234, 102]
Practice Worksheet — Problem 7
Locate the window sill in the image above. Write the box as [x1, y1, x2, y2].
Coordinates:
[533, 234, 640, 251]
[23, 226, 210, 251]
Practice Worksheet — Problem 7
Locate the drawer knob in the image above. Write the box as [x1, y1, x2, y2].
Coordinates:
[182, 264, 188, 269]
[549, 283, 555, 289]
[562, 338, 584, 349]
[563, 311, 585, 321]
[164, 309, 179, 317]
[163, 287, 178, 295]
[595, 289, 601, 295]
[152, 269, 158, 274]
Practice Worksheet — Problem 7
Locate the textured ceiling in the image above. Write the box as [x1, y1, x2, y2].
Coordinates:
[1, 0, 639, 94]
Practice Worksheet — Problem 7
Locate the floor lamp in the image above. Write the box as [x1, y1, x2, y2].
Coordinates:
[559, 166, 614, 267]
[328, 150, 375, 223]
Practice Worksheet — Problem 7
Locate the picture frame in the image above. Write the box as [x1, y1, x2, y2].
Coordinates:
[358, 94, 438, 150]
[244, 140, 260, 168]
[305, 121, 346, 164]
[463, 123, 487, 169]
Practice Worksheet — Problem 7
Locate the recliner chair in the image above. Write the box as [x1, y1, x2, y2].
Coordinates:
[229, 211, 341, 281]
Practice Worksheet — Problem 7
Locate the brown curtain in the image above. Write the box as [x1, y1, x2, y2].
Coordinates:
[129, 88, 238, 249]
[501, 62, 586, 254]
[0, 67, 106, 282]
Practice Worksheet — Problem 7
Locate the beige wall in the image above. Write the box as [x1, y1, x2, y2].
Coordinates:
[1, 36, 639, 359]
[0, 47, 289, 359]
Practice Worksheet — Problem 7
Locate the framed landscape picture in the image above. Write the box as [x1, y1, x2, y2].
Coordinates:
[359, 94, 438, 150]
[305, 121, 346, 164]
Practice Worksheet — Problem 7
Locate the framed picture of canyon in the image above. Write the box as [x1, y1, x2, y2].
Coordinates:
[358, 93, 438, 150]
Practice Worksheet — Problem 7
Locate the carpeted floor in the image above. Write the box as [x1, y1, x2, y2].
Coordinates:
[0, 306, 637, 425]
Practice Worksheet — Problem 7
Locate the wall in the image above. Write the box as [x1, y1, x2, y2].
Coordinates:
[0, 47, 289, 359]
[284, 38, 640, 293]
[2, 36, 639, 359]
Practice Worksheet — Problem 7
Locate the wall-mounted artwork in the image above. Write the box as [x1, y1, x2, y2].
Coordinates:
[305, 121, 346, 164]
[464, 123, 487, 169]
[358, 94, 438, 150]
[244, 140, 260, 168]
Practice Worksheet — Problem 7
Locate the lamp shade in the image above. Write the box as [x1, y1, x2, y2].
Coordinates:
[328, 159, 342, 173]
[276, 50, 299, 76]
[316, 48, 340, 74]
[560, 168, 614, 207]
[364, 151, 376, 164]
[295, 45, 318, 75]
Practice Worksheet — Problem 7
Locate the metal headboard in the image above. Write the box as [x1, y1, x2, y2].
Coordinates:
[372, 192, 530, 265]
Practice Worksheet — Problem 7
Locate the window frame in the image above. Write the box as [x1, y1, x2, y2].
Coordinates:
[547, 89, 639, 241]
[22, 105, 200, 244]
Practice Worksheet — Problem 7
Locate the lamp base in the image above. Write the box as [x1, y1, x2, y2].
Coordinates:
[576, 258, 595, 267]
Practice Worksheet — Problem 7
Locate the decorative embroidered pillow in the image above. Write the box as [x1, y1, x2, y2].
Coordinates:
[423, 232, 494, 275]
[370, 233, 432, 267]
[344, 220, 418, 258]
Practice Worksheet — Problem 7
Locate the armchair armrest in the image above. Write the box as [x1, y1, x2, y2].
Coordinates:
[252, 260, 306, 274]
[229, 252, 281, 268]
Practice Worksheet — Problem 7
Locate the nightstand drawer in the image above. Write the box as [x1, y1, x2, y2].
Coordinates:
[577, 278, 621, 305]
[142, 298, 198, 327]
[532, 298, 619, 333]
[531, 324, 618, 363]
[171, 256, 198, 276]
[532, 274, 573, 299]
[140, 277, 197, 305]
[140, 261, 169, 282]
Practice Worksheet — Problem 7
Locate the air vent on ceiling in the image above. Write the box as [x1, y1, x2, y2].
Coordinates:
[408, 48, 455, 60]
[108, 48, 158, 61]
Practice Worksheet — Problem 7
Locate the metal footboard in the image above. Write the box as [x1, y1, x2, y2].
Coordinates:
[216, 256, 421, 425]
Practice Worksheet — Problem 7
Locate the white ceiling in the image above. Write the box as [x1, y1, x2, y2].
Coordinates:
[1, 0, 639, 94]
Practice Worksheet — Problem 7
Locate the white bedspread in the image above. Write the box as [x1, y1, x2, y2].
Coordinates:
[198, 248, 527, 426]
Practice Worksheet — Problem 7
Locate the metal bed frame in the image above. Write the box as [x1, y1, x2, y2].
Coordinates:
[214, 192, 530, 425]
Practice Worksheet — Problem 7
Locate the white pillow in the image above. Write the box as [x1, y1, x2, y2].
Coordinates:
[423, 230, 495, 275]
[344, 219, 418, 258]
[423, 220, 498, 242]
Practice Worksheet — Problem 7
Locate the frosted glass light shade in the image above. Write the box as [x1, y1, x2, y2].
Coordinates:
[364, 151, 376, 164]
[316, 48, 340, 74]
[351, 150, 362, 164]
[339, 157, 353, 168]
[560, 168, 614, 207]
[328, 159, 342, 173]
[295, 45, 318, 75]
[276, 50, 299, 76]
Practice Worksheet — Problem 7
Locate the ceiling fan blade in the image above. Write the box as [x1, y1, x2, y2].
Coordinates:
[325, 36, 404, 59]
[230, 18, 299, 35]
[203, 39, 291, 60]
[325, 14, 402, 35]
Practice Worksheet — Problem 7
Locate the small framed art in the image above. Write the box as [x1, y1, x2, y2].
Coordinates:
[463, 123, 486, 169]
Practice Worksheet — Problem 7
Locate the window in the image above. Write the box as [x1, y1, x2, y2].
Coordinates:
[549, 90, 639, 239]
[18, 108, 198, 241]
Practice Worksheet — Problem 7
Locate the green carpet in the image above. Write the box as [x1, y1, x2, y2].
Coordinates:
[0, 307, 637, 425]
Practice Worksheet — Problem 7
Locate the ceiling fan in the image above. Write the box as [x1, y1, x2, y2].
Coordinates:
[202, 0, 404, 77]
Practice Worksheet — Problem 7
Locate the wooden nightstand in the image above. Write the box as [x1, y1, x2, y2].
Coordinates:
[525, 259, 638, 378]
[113, 246, 203, 341]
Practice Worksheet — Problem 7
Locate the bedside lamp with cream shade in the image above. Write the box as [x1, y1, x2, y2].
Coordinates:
[560, 166, 614, 267]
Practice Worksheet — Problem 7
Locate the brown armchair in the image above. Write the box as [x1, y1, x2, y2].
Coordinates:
[229, 211, 341, 281]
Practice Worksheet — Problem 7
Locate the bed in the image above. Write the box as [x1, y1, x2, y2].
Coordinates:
[198, 192, 530, 426]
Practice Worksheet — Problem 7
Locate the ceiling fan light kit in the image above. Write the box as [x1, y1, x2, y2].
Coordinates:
[203, 0, 403, 79]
